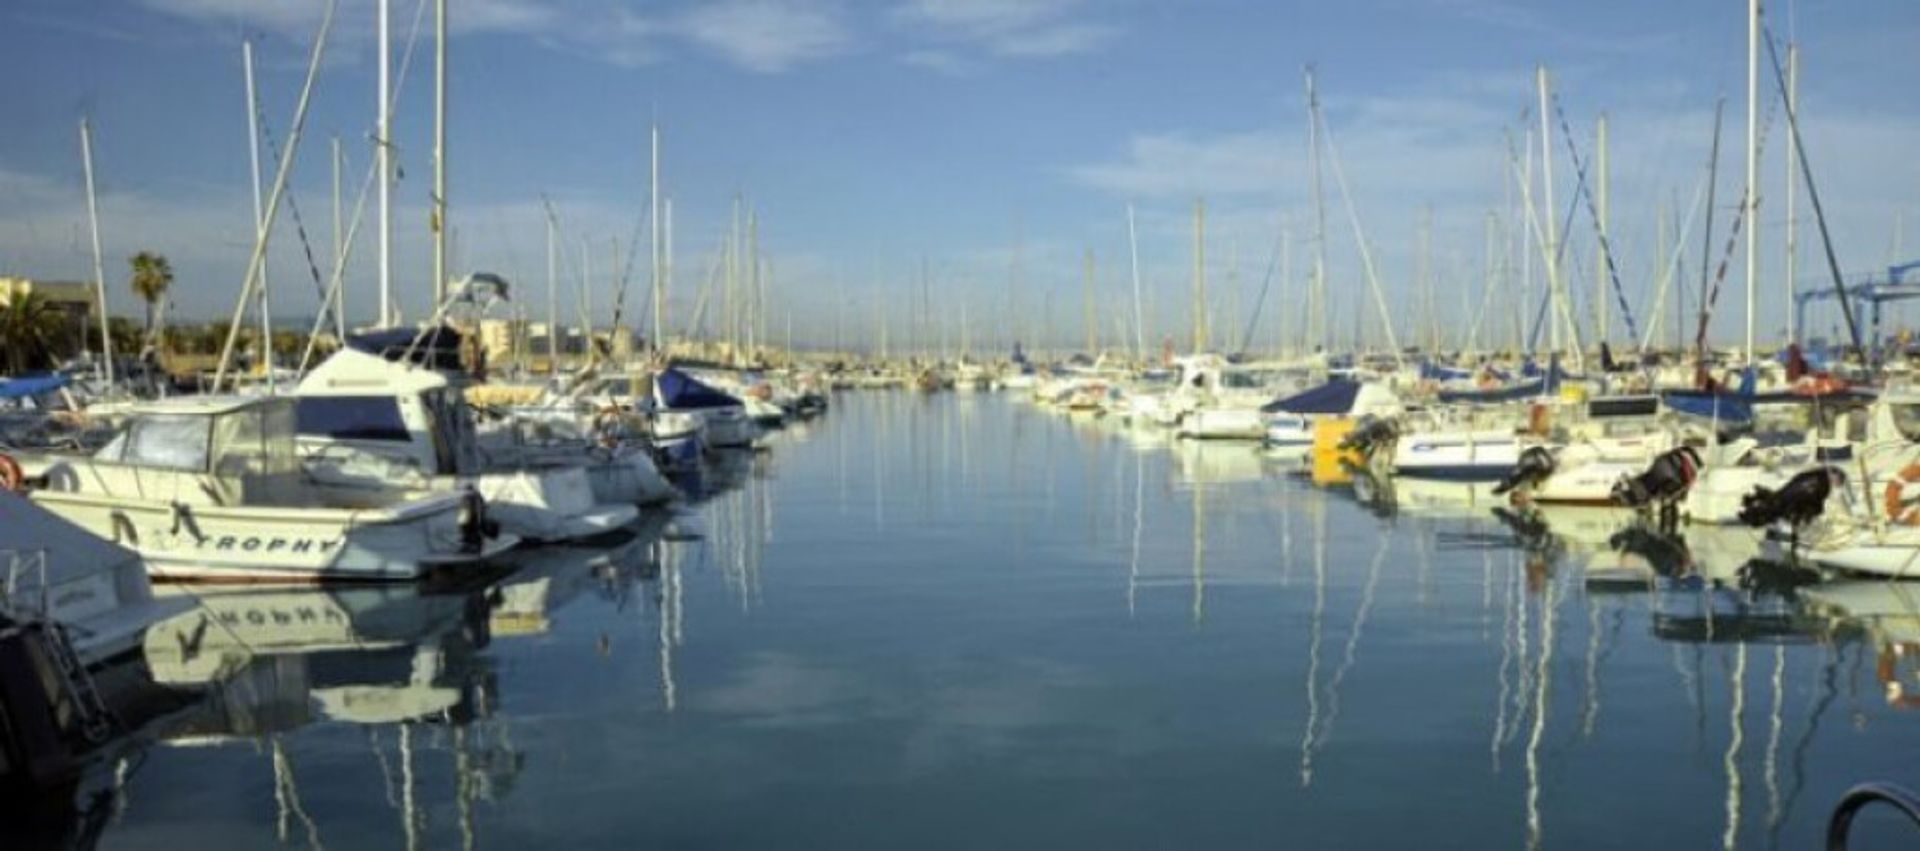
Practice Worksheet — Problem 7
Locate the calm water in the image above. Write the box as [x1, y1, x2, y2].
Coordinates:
[43, 392, 1920, 848]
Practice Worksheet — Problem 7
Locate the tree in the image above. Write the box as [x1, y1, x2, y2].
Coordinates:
[0, 292, 72, 374]
[127, 251, 173, 345]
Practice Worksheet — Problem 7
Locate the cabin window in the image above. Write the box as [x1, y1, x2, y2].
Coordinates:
[110, 415, 211, 471]
[1891, 404, 1920, 443]
[296, 396, 411, 442]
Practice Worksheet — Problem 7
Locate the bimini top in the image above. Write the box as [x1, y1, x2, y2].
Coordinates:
[656, 367, 741, 410]
[1263, 378, 1359, 415]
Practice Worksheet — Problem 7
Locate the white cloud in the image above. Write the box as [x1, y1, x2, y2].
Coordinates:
[135, 0, 853, 74]
[895, 0, 1116, 62]
[675, 0, 852, 74]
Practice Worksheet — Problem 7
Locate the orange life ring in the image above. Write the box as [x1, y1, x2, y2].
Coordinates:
[1884, 464, 1920, 525]
[0, 454, 21, 493]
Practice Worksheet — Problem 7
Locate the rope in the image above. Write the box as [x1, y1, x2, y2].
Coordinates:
[1550, 94, 1640, 344]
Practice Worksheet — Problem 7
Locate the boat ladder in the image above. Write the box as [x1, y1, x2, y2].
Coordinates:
[1, 549, 116, 744]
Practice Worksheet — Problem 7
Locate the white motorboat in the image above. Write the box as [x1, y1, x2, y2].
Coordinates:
[655, 367, 758, 449]
[295, 341, 640, 544]
[13, 396, 518, 582]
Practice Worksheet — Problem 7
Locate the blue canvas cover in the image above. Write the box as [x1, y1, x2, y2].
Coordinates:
[656, 368, 741, 410]
[1262, 379, 1360, 415]
[1660, 368, 1756, 424]
[0, 372, 70, 400]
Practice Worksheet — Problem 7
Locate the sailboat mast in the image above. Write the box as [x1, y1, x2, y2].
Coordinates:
[1305, 68, 1329, 353]
[1784, 42, 1799, 345]
[1083, 248, 1096, 354]
[376, 0, 393, 327]
[1537, 65, 1561, 357]
[1743, 0, 1760, 367]
[1192, 198, 1207, 352]
[663, 195, 673, 356]
[546, 214, 557, 375]
[79, 119, 113, 387]
[1127, 204, 1145, 359]
[243, 39, 274, 388]
[332, 135, 345, 338]
[1596, 112, 1609, 344]
[432, 0, 447, 306]
[650, 123, 663, 353]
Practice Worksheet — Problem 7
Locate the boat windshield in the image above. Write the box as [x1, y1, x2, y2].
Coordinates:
[211, 401, 299, 478]
[95, 414, 211, 471]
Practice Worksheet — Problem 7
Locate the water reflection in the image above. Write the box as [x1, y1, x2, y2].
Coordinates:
[48, 393, 1920, 848]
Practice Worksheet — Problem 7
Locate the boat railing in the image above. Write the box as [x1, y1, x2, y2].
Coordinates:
[1828, 782, 1920, 849]
[0, 548, 52, 621]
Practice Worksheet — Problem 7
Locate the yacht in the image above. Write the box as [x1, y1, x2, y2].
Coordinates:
[13, 395, 518, 582]
[294, 334, 641, 544]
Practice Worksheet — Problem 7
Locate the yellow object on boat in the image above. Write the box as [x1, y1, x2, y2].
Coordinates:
[1311, 418, 1359, 486]
[1559, 383, 1589, 404]
[466, 384, 546, 407]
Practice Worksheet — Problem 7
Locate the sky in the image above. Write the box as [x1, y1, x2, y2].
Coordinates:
[0, 0, 1916, 353]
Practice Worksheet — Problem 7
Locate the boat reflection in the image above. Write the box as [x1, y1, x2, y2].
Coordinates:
[144, 584, 494, 734]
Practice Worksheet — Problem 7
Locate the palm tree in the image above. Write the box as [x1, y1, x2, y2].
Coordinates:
[127, 251, 173, 345]
[0, 292, 72, 374]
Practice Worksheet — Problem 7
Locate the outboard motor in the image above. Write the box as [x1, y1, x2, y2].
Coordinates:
[1338, 416, 1400, 458]
[1738, 466, 1846, 553]
[1612, 446, 1703, 531]
[1494, 446, 1557, 497]
[456, 489, 499, 553]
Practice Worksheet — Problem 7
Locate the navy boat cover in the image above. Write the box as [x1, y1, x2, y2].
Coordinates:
[1262, 379, 1359, 415]
[657, 368, 741, 410]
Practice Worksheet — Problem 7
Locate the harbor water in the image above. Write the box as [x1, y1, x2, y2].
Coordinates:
[64, 392, 1920, 848]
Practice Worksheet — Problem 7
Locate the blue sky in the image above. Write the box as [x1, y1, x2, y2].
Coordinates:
[1, 0, 1915, 351]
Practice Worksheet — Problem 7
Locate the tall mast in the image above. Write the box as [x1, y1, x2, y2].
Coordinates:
[332, 135, 345, 338]
[377, 0, 393, 326]
[1743, 0, 1760, 366]
[1418, 206, 1432, 352]
[1278, 220, 1292, 356]
[1784, 42, 1799, 345]
[545, 213, 557, 376]
[1596, 112, 1610, 343]
[1537, 65, 1561, 356]
[1192, 197, 1207, 352]
[79, 119, 113, 387]
[650, 123, 662, 353]
[243, 39, 274, 389]
[1127, 204, 1145, 359]
[663, 195, 673, 356]
[1083, 248, 1096, 354]
[1305, 67, 1329, 353]
[727, 196, 740, 362]
[432, 0, 447, 307]
[748, 207, 760, 360]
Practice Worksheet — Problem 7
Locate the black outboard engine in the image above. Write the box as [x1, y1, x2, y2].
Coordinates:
[456, 489, 499, 553]
[1494, 446, 1557, 496]
[1738, 466, 1845, 553]
[1338, 416, 1399, 456]
[1612, 446, 1703, 513]
[1739, 467, 1844, 529]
